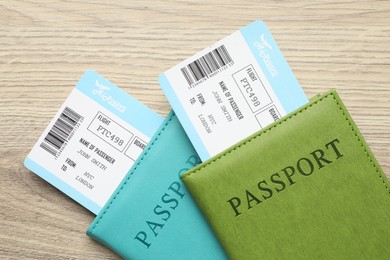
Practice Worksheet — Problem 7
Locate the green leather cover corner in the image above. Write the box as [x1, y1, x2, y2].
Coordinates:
[181, 89, 390, 259]
[87, 111, 226, 259]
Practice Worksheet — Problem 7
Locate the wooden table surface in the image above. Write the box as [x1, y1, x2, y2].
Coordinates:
[1, 0, 389, 259]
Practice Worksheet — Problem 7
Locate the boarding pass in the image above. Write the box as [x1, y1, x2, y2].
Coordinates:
[24, 70, 163, 214]
[159, 20, 308, 161]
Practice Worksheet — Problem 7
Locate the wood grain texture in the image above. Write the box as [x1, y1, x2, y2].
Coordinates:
[0, 0, 389, 258]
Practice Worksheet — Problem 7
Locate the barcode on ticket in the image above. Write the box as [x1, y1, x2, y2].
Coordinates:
[40, 106, 82, 156]
[181, 45, 233, 87]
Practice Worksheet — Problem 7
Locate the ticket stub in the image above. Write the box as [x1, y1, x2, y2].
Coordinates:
[24, 70, 163, 214]
[159, 20, 308, 161]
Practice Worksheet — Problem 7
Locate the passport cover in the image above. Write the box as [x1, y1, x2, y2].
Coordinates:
[182, 89, 390, 259]
[87, 111, 226, 259]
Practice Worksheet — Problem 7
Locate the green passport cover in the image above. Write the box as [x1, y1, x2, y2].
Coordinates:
[87, 111, 226, 259]
[181, 89, 390, 259]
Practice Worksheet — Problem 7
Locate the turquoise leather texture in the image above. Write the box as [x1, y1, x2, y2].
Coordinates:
[87, 111, 226, 259]
[182, 90, 390, 259]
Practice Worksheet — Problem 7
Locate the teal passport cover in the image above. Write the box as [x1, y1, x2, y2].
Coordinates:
[182, 90, 390, 259]
[87, 111, 226, 259]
